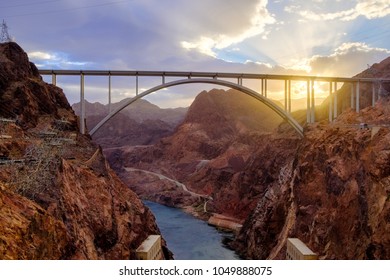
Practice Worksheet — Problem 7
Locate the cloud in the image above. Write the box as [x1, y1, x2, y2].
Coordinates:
[28, 50, 92, 69]
[286, 0, 390, 21]
[6, 0, 388, 108]
[181, 0, 275, 57]
[28, 51, 53, 60]
[306, 42, 390, 76]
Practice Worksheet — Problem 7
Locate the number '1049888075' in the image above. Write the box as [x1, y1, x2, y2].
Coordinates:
[212, 266, 272, 276]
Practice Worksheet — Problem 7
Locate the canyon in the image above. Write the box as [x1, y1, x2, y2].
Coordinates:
[90, 57, 390, 260]
[1, 41, 390, 260]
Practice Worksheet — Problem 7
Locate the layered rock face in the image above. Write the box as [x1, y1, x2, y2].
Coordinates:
[0, 42, 169, 259]
[233, 65, 390, 259]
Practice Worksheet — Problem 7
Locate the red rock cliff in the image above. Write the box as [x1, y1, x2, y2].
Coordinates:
[0, 42, 170, 259]
[233, 92, 390, 259]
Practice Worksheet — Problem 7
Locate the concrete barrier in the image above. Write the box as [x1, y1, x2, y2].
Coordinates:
[136, 235, 163, 260]
[286, 238, 318, 260]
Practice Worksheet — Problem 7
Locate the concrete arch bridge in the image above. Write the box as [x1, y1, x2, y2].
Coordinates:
[38, 70, 390, 138]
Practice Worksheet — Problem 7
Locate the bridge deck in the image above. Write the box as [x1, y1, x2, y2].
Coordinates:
[38, 69, 390, 83]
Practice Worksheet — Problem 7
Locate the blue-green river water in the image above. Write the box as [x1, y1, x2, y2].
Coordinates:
[144, 200, 240, 260]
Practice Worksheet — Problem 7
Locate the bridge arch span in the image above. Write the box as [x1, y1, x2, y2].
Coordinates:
[89, 78, 304, 137]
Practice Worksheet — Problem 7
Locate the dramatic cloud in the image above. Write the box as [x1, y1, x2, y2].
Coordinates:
[307, 42, 390, 76]
[286, 0, 390, 21]
[181, 0, 276, 57]
[2, 0, 389, 107]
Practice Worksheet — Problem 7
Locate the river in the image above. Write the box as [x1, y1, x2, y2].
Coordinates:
[144, 200, 240, 260]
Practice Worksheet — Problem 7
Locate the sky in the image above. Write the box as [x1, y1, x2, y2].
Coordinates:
[1, 0, 390, 108]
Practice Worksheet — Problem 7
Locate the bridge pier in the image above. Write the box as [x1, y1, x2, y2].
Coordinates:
[108, 73, 112, 112]
[310, 80, 315, 123]
[52, 74, 57, 86]
[288, 80, 291, 113]
[80, 74, 85, 134]
[306, 80, 311, 123]
[351, 83, 355, 110]
[306, 80, 316, 123]
[136, 75, 139, 96]
[333, 82, 338, 118]
[328, 81, 339, 122]
[284, 80, 291, 113]
[356, 81, 360, 113]
[328, 81, 333, 122]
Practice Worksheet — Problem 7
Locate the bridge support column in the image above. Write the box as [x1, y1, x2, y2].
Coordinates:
[306, 80, 315, 123]
[51, 74, 57, 86]
[284, 80, 288, 112]
[108, 73, 112, 113]
[264, 79, 267, 98]
[80, 73, 85, 134]
[307, 80, 311, 123]
[333, 82, 338, 118]
[372, 83, 376, 106]
[261, 79, 264, 96]
[351, 83, 355, 110]
[136, 75, 139, 96]
[284, 80, 291, 113]
[310, 80, 315, 123]
[356, 81, 360, 113]
[288, 80, 291, 113]
[328, 81, 333, 122]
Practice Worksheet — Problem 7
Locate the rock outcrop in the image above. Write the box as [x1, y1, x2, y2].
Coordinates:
[0, 42, 170, 259]
[233, 57, 390, 260]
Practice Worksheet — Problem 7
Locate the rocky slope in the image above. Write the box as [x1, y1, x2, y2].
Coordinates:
[232, 58, 390, 260]
[0, 42, 170, 259]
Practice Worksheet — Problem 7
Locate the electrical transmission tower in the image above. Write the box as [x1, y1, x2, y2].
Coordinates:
[1, 20, 12, 43]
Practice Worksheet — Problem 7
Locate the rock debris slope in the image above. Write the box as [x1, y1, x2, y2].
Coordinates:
[0, 42, 170, 259]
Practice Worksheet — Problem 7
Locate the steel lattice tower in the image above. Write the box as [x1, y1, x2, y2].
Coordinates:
[1, 20, 12, 43]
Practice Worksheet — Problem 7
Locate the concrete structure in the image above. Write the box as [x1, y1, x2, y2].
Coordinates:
[38, 69, 390, 137]
[286, 238, 318, 260]
[136, 235, 163, 260]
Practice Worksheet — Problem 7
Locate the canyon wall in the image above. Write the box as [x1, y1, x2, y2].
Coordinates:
[0, 42, 170, 259]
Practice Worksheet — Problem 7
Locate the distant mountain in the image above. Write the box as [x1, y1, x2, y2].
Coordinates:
[72, 98, 187, 125]
[163, 88, 284, 160]
[72, 99, 188, 148]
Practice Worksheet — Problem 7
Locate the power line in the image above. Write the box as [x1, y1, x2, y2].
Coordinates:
[2, 0, 130, 18]
[0, 0, 63, 9]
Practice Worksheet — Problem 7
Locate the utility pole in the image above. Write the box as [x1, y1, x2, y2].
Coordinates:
[1, 20, 12, 43]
